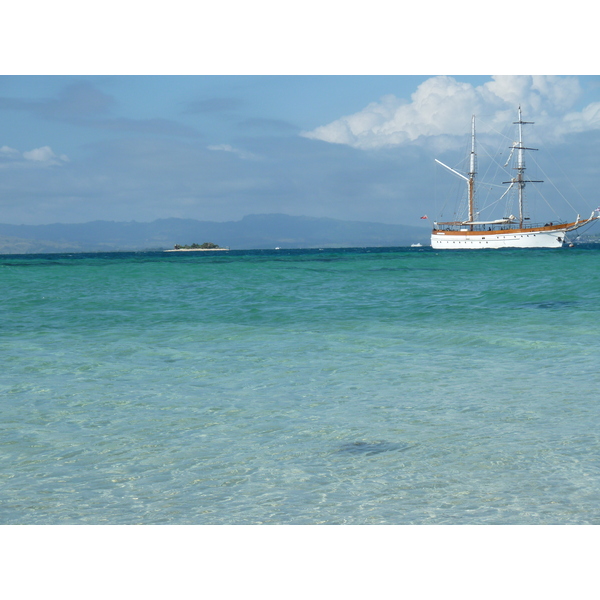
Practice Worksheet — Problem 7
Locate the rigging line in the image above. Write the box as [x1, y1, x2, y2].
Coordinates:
[472, 127, 515, 218]
[567, 219, 598, 241]
[476, 115, 511, 137]
[527, 151, 578, 216]
[478, 182, 515, 215]
[434, 156, 466, 220]
[476, 143, 509, 188]
[475, 115, 516, 174]
[478, 117, 515, 163]
[515, 161, 563, 221]
[434, 160, 441, 218]
[474, 124, 515, 220]
[536, 188, 564, 220]
[538, 141, 593, 211]
[433, 156, 449, 220]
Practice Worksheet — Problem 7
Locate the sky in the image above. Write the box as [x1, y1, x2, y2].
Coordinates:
[1, 5, 599, 228]
[3, 74, 600, 227]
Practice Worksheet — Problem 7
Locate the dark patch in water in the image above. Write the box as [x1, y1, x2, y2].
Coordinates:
[337, 441, 412, 456]
[520, 301, 577, 310]
[1, 261, 67, 267]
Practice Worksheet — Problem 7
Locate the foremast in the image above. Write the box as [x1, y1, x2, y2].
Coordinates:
[435, 114, 477, 229]
[467, 115, 476, 228]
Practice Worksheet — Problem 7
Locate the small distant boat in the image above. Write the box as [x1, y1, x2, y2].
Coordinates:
[431, 107, 599, 249]
[410, 243, 422, 247]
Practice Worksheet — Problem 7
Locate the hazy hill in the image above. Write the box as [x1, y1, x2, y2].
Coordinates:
[0, 214, 430, 253]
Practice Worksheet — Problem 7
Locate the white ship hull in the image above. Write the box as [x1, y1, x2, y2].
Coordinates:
[431, 228, 566, 249]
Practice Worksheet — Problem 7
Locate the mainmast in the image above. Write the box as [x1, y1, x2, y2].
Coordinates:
[508, 106, 542, 227]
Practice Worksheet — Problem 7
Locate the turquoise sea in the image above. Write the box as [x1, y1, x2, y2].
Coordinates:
[2, 246, 600, 525]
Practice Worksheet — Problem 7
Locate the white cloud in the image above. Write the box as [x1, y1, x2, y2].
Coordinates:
[23, 146, 69, 165]
[0, 144, 69, 168]
[207, 143, 260, 160]
[301, 75, 594, 149]
[0, 145, 20, 157]
[560, 102, 600, 134]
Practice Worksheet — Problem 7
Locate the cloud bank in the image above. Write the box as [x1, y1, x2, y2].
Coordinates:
[0, 82, 200, 138]
[301, 75, 599, 149]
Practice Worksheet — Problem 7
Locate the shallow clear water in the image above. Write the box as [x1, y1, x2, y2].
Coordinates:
[1, 246, 600, 524]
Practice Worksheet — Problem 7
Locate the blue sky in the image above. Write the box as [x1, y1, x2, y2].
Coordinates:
[2, 74, 600, 227]
[1, 3, 599, 227]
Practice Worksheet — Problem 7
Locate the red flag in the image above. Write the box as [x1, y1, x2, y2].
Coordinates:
[420, 215, 428, 219]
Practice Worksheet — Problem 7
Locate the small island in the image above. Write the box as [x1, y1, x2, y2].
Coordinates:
[165, 242, 229, 252]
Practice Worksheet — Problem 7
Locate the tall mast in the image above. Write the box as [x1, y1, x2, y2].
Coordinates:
[516, 106, 526, 226]
[468, 115, 477, 227]
[510, 106, 542, 227]
[434, 115, 479, 227]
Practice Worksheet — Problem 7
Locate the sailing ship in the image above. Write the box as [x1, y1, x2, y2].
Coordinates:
[431, 107, 599, 249]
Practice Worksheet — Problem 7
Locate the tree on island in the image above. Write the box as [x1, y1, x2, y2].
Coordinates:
[173, 242, 221, 249]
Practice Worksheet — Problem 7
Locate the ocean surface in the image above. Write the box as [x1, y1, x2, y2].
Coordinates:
[1, 246, 600, 525]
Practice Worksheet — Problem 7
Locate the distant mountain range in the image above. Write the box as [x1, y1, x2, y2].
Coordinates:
[0, 214, 430, 254]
